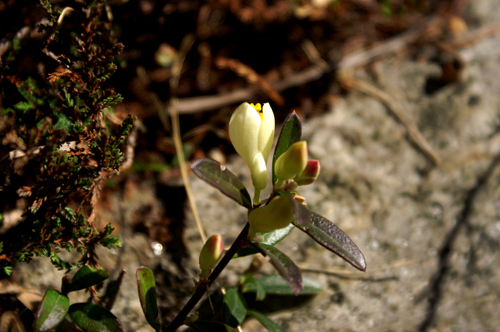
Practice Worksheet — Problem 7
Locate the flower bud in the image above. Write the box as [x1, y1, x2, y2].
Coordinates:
[275, 141, 308, 183]
[248, 196, 293, 238]
[294, 160, 320, 186]
[229, 102, 275, 204]
[199, 234, 224, 279]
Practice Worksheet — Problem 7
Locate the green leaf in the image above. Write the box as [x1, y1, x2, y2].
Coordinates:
[272, 112, 302, 184]
[191, 158, 253, 209]
[68, 303, 124, 332]
[247, 310, 283, 332]
[223, 288, 247, 327]
[0, 264, 12, 277]
[53, 113, 72, 132]
[256, 274, 322, 296]
[67, 266, 110, 292]
[14, 100, 35, 111]
[234, 224, 294, 258]
[249, 243, 302, 295]
[293, 211, 366, 271]
[241, 276, 266, 301]
[34, 289, 70, 332]
[100, 235, 122, 249]
[136, 266, 159, 330]
[188, 321, 238, 332]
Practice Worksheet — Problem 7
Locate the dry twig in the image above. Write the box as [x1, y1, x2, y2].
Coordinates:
[166, 34, 208, 243]
[171, 17, 500, 116]
[347, 78, 441, 166]
[173, 15, 443, 114]
[215, 57, 284, 106]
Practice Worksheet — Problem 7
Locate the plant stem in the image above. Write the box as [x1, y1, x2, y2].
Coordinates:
[163, 222, 250, 332]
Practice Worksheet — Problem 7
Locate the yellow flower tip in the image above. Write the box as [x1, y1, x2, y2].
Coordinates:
[250, 103, 262, 111]
[250, 103, 263, 120]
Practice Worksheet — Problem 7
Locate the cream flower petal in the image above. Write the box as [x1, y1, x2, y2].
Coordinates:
[229, 102, 261, 166]
[228, 102, 275, 204]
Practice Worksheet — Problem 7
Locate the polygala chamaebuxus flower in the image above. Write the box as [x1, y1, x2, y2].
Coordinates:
[229, 102, 275, 204]
[199, 234, 224, 280]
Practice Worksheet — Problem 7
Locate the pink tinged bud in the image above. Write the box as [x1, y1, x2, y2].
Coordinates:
[199, 234, 224, 279]
[248, 196, 294, 237]
[275, 141, 308, 182]
[295, 160, 320, 186]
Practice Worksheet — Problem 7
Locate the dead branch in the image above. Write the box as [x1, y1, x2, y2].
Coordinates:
[215, 57, 284, 106]
[173, 15, 442, 114]
[172, 16, 500, 115]
[347, 78, 441, 166]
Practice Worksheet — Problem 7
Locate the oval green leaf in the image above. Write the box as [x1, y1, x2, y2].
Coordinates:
[68, 303, 124, 332]
[188, 321, 238, 332]
[234, 224, 295, 258]
[247, 310, 284, 332]
[293, 211, 366, 271]
[256, 274, 322, 295]
[223, 288, 247, 327]
[241, 275, 266, 301]
[249, 243, 302, 295]
[68, 265, 109, 292]
[136, 266, 159, 330]
[191, 158, 253, 209]
[272, 112, 302, 184]
[34, 289, 70, 331]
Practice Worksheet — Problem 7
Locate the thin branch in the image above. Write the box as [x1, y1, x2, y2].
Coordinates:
[166, 34, 207, 243]
[298, 257, 423, 281]
[298, 269, 393, 282]
[347, 78, 441, 166]
[0, 311, 26, 332]
[163, 223, 250, 332]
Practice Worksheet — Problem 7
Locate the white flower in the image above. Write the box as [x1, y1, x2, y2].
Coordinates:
[229, 102, 275, 204]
